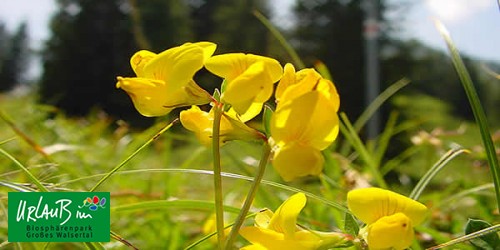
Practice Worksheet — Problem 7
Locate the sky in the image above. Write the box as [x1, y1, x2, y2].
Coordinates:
[0, 0, 498, 79]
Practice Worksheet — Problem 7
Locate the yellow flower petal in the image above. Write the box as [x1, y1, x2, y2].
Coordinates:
[366, 213, 414, 250]
[276, 67, 321, 106]
[347, 187, 428, 225]
[130, 50, 156, 77]
[268, 193, 306, 238]
[205, 53, 282, 119]
[274, 63, 296, 101]
[116, 77, 172, 117]
[239, 226, 318, 250]
[143, 42, 215, 91]
[254, 209, 274, 228]
[271, 91, 339, 150]
[191, 41, 217, 61]
[205, 53, 282, 83]
[272, 144, 324, 181]
[118, 42, 215, 117]
[180, 105, 263, 146]
[162, 80, 213, 108]
[179, 106, 214, 146]
[221, 62, 273, 116]
[240, 244, 267, 250]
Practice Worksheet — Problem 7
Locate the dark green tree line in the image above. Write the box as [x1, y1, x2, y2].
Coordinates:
[0, 22, 29, 92]
[39, 0, 273, 121]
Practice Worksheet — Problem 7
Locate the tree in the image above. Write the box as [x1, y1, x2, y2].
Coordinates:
[0, 22, 29, 92]
[291, 0, 391, 120]
[190, 0, 272, 54]
[39, 0, 139, 120]
[131, 0, 193, 51]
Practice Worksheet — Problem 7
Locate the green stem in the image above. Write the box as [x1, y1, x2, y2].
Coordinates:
[212, 102, 225, 249]
[224, 142, 272, 249]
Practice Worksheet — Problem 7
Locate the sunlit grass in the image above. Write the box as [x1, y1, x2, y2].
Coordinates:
[1, 18, 500, 248]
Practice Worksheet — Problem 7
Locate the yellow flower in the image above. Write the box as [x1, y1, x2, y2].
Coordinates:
[204, 53, 283, 121]
[180, 105, 264, 146]
[270, 63, 340, 181]
[116, 42, 216, 117]
[347, 187, 428, 250]
[240, 193, 348, 250]
[202, 214, 232, 243]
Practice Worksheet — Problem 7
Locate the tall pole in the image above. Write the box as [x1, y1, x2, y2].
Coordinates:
[363, 0, 380, 139]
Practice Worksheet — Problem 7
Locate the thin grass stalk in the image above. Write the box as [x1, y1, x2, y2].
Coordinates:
[224, 142, 272, 249]
[186, 212, 260, 250]
[409, 147, 469, 200]
[0, 148, 48, 192]
[426, 224, 500, 250]
[0, 111, 51, 160]
[253, 10, 305, 69]
[339, 113, 387, 188]
[89, 119, 177, 192]
[353, 78, 410, 132]
[59, 167, 350, 213]
[212, 102, 225, 249]
[436, 20, 500, 210]
[338, 78, 409, 155]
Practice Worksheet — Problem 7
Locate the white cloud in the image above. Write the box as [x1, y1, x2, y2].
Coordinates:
[425, 0, 491, 23]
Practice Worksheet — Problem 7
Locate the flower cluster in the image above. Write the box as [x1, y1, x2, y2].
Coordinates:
[347, 187, 428, 250]
[239, 193, 349, 249]
[270, 63, 340, 181]
[116, 42, 429, 249]
[116, 42, 340, 182]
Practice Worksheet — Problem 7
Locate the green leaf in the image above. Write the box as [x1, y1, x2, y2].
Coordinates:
[465, 219, 500, 250]
[436, 20, 500, 210]
[344, 212, 360, 237]
[213, 87, 221, 102]
[262, 104, 274, 137]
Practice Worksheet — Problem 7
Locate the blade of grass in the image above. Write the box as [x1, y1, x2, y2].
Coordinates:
[0, 180, 38, 192]
[353, 78, 410, 132]
[426, 224, 500, 250]
[83, 242, 105, 250]
[0, 111, 50, 160]
[0, 148, 48, 192]
[436, 20, 500, 210]
[89, 118, 177, 192]
[373, 112, 398, 169]
[339, 113, 387, 188]
[409, 147, 469, 200]
[112, 200, 241, 214]
[60, 168, 349, 213]
[338, 78, 410, 154]
[110, 231, 139, 250]
[0, 137, 16, 145]
[435, 183, 495, 209]
[253, 10, 305, 69]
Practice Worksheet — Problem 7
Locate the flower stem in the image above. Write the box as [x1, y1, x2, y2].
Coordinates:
[224, 142, 272, 249]
[212, 102, 225, 249]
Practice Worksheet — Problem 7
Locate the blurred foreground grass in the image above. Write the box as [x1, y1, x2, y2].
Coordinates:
[0, 90, 499, 249]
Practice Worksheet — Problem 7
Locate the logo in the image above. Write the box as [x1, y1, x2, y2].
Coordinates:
[8, 192, 110, 242]
[80, 195, 107, 211]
